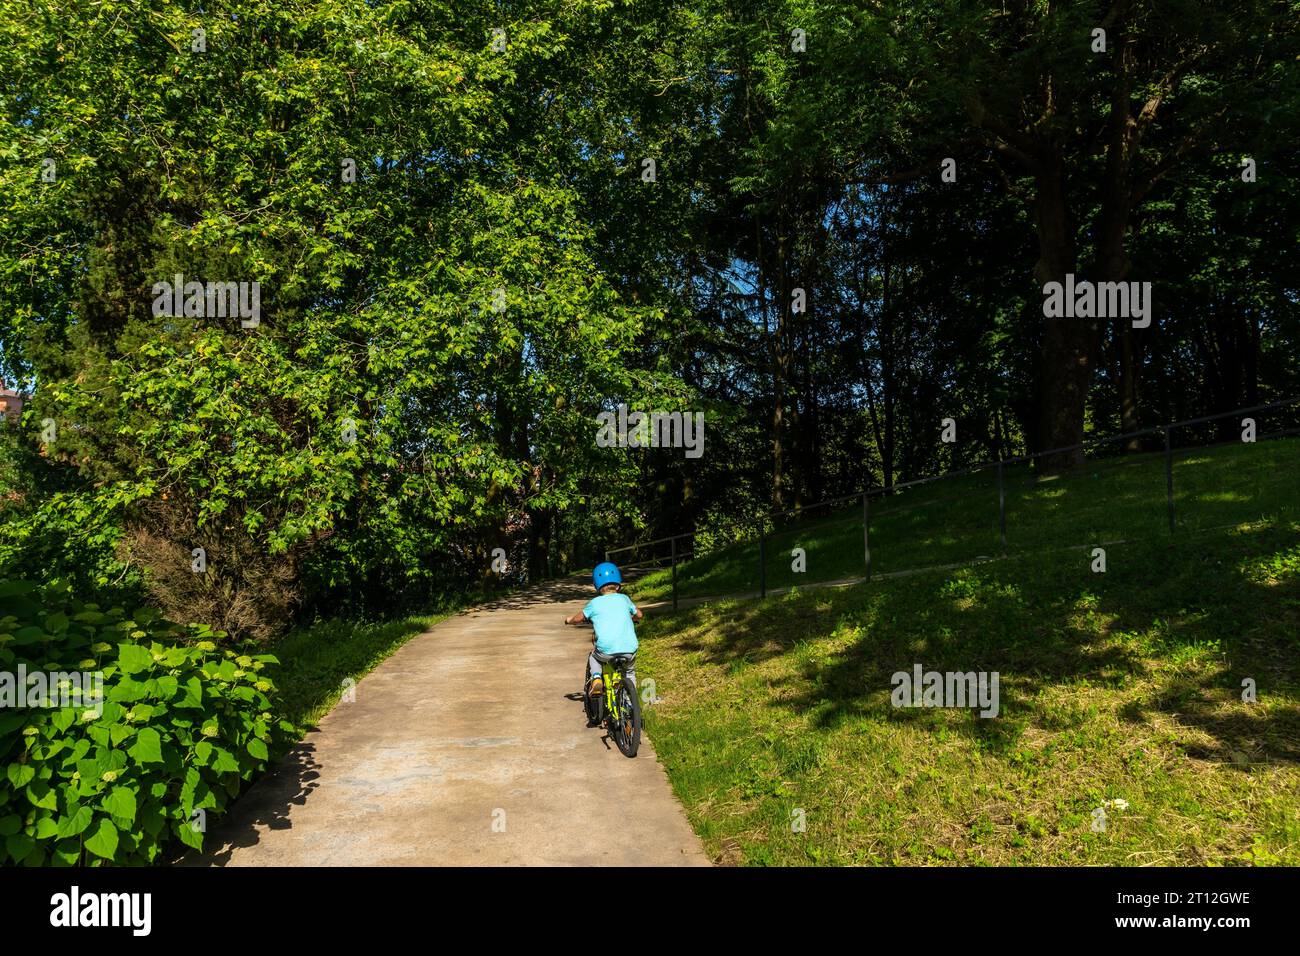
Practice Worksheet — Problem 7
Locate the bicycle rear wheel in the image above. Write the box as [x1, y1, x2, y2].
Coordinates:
[583, 668, 601, 725]
[610, 676, 641, 758]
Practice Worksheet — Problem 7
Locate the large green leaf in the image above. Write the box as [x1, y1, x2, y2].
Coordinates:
[25, 780, 57, 810]
[176, 818, 204, 851]
[83, 817, 120, 860]
[116, 644, 154, 676]
[4, 832, 36, 863]
[102, 786, 138, 826]
[128, 727, 163, 765]
[50, 839, 82, 866]
[175, 676, 204, 708]
[210, 748, 240, 773]
[56, 804, 95, 839]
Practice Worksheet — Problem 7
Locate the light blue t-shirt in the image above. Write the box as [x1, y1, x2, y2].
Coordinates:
[584, 592, 639, 655]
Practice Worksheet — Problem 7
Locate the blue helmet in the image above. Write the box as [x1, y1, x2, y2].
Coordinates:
[593, 561, 623, 592]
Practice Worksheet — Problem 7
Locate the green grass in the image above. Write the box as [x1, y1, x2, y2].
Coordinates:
[631, 443, 1300, 866]
[270, 612, 452, 733]
[628, 437, 1300, 603]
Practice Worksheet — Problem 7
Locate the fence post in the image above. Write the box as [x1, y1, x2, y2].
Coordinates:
[862, 491, 872, 581]
[759, 518, 767, 599]
[997, 461, 1007, 553]
[670, 535, 678, 612]
[1165, 424, 1175, 533]
[604, 549, 609, 564]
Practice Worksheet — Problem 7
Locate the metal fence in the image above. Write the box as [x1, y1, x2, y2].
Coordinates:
[606, 397, 1300, 610]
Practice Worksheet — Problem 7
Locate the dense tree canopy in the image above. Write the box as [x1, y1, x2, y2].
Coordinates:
[1, 0, 1296, 635]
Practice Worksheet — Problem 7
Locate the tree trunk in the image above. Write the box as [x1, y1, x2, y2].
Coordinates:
[1118, 320, 1141, 446]
[527, 501, 553, 581]
[1033, 152, 1091, 470]
[881, 203, 896, 489]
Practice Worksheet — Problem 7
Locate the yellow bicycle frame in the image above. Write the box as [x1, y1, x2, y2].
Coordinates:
[600, 660, 624, 720]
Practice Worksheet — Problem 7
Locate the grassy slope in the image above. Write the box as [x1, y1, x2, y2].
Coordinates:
[632, 440, 1300, 865]
[630, 438, 1298, 602]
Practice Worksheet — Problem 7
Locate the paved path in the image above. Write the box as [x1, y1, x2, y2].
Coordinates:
[188, 578, 709, 866]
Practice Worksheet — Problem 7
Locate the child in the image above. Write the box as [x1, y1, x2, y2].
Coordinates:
[564, 561, 643, 696]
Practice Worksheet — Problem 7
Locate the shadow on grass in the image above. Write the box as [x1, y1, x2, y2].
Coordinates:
[647, 521, 1300, 764]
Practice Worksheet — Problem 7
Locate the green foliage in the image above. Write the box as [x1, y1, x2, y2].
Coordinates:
[0, 579, 292, 865]
[0, 0, 1295, 623]
[0, 422, 139, 602]
[0, 0, 677, 633]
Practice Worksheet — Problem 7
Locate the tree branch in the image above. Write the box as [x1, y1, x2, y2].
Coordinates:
[1129, 107, 1228, 204]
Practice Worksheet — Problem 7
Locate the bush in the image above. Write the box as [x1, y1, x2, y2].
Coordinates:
[119, 513, 303, 645]
[0, 579, 294, 865]
[0, 425, 142, 607]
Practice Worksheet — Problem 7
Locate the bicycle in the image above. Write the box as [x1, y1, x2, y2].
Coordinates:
[583, 654, 641, 758]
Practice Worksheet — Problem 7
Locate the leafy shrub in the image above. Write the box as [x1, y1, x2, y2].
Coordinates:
[0, 425, 141, 607]
[0, 579, 294, 865]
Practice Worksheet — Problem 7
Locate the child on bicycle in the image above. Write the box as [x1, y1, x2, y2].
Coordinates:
[564, 561, 643, 696]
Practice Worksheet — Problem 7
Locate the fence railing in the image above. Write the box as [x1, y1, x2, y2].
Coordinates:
[606, 397, 1300, 610]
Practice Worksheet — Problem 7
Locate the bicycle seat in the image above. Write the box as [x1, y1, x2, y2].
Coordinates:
[607, 654, 635, 668]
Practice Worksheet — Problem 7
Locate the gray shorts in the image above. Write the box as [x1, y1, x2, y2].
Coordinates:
[589, 650, 636, 686]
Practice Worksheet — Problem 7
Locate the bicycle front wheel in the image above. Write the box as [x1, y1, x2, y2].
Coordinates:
[610, 677, 641, 758]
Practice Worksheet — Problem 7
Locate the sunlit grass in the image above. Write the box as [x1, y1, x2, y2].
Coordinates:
[637, 521, 1300, 866]
[629, 438, 1298, 604]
